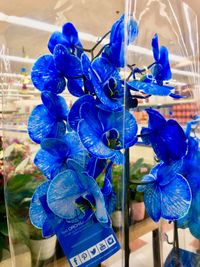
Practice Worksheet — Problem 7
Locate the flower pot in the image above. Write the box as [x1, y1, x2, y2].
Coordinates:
[111, 210, 122, 228]
[29, 235, 57, 261]
[130, 201, 145, 223]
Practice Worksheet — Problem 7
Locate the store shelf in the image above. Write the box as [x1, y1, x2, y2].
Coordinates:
[129, 217, 159, 242]
[46, 257, 70, 267]
[137, 98, 195, 108]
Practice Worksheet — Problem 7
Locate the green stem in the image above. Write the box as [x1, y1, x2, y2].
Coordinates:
[129, 180, 154, 185]
[92, 30, 111, 51]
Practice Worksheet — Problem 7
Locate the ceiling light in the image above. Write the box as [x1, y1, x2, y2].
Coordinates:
[0, 54, 35, 64]
[0, 72, 30, 78]
[171, 68, 200, 78]
[0, 12, 193, 64]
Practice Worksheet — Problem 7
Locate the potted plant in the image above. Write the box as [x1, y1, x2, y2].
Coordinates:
[129, 158, 152, 223]
[3, 141, 57, 262]
[28, 222, 57, 262]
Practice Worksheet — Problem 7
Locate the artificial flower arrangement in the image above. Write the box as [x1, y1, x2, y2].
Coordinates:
[27, 14, 199, 266]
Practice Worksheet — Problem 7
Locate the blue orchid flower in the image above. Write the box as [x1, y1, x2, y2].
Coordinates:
[127, 34, 182, 99]
[104, 14, 138, 67]
[81, 54, 123, 111]
[177, 128, 200, 238]
[138, 161, 192, 222]
[141, 108, 187, 163]
[47, 23, 87, 97]
[47, 166, 109, 224]
[68, 95, 138, 164]
[29, 182, 65, 238]
[34, 132, 87, 179]
[48, 22, 83, 57]
[28, 91, 68, 144]
[32, 46, 85, 97]
[31, 55, 66, 94]
[30, 181, 94, 237]
[151, 33, 172, 83]
[53, 44, 88, 97]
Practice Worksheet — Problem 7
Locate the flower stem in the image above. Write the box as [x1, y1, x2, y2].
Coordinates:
[75, 30, 111, 58]
[129, 180, 155, 185]
[92, 44, 109, 61]
[131, 94, 151, 99]
[92, 30, 111, 51]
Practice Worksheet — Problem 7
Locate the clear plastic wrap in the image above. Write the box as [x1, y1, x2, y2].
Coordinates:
[125, 0, 200, 266]
[1, 1, 200, 267]
[1, 2, 126, 267]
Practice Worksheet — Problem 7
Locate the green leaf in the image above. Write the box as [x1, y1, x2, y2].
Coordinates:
[9, 222, 29, 244]
[130, 158, 144, 175]
[0, 220, 8, 236]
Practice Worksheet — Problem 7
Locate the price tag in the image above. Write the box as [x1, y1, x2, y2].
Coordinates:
[56, 216, 120, 267]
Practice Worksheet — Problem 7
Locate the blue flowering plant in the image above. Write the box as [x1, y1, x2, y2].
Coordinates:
[27, 13, 196, 259]
[177, 116, 200, 239]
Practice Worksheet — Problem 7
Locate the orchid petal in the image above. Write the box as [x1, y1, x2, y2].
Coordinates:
[157, 160, 183, 186]
[158, 120, 187, 162]
[62, 22, 80, 46]
[54, 44, 82, 77]
[111, 151, 124, 165]
[78, 119, 116, 159]
[34, 149, 64, 180]
[48, 31, 69, 54]
[92, 57, 120, 85]
[189, 220, 200, 239]
[49, 121, 66, 138]
[82, 174, 108, 224]
[29, 182, 49, 229]
[47, 170, 86, 222]
[28, 105, 56, 144]
[80, 102, 103, 134]
[42, 219, 56, 238]
[146, 108, 166, 129]
[151, 34, 159, 61]
[68, 95, 94, 131]
[41, 91, 68, 121]
[62, 132, 87, 168]
[159, 46, 172, 80]
[169, 93, 184, 99]
[127, 80, 173, 96]
[41, 138, 69, 159]
[110, 15, 124, 44]
[143, 183, 161, 222]
[67, 78, 84, 97]
[137, 174, 155, 192]
[161, 174, 191, 220]
[101, 162, 113, 196]
[140, 127, 151, 145]
[31, 55, 66, 94]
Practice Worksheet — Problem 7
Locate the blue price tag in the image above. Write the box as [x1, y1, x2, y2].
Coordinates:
[56, 216, 120, 267]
